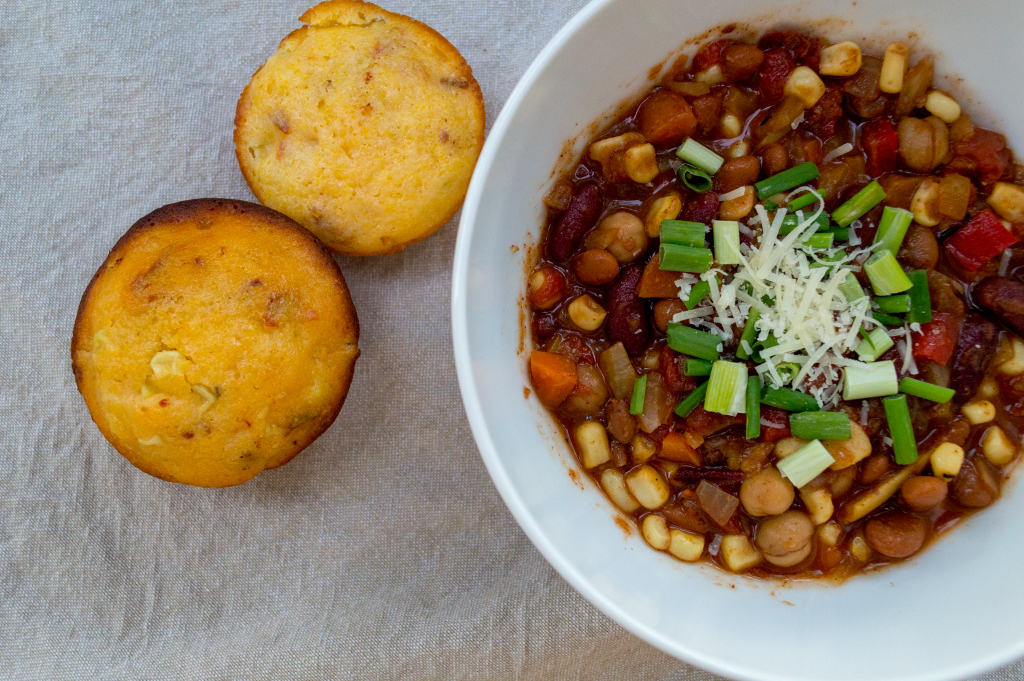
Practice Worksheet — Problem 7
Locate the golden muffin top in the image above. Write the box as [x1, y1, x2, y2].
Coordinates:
[234, 0, 485, 256]
[72, 199, 360, 488]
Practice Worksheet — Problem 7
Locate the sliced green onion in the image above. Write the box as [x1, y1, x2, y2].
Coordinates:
[660, 220, 706, 247]
[856, 327, 895, 362]
[705, 361, 748, 416]
[838, 273, 866, 304]
[899, 377, 955, 404]
[712, 220, 741, 265]
[678, 164, 713, 193]
[777, 440, 835, 488]
[685, 280, 711, 309]
[906, 270, 932, 324]
[684, 358, 714, 376]
[874, 294, 912, 314]
[676, 138, 724, 175]
[865, 250, 913, 295]
[629, 375, 647, 415]
[778, 211, 830, 235]
[762, 199, 779, 211]
[659, 244, 714, 273]
[787, 192, 821, 212]
[803, 232, 834, 250]
[735, 309, 761, 361]
[883, 394, 919, 465]
[842, 360, 899, 400]
[871, 310, 904, 327]
[790, 411, 852, 440]
[832, 180, 886, 228]
[761, 386, 819, 412]
[825, 226, 850, 241]
[775, 362, 800, 385]
[666, 323, 722, 361]
[754, 162, 820, 199]
[674, 381, 709, 418]
[874, 206, 914, 255]
[746, 375, 762, 439]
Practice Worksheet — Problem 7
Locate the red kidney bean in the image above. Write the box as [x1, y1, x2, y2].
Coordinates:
[974, 276, 1024, 336]
[679, 191, 719, 226]
[659, 344, 698, 394]
[758, 405, 792, 443]
[950, 312, 999, 402]
[605, 262, 649, 356]
[757, 30, 821, 69]
[549, 183, 602, 262]
[532, 313, 557, 341]
[756, 48, 795, 104]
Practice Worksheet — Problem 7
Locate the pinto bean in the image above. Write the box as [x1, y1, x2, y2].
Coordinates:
[678, 191, 720, 226]
[900, 476, 948, 511]
[605, 398, 637, 444]
[951, 456, 1001, 508]
[690, 89, 726, 136]
[549, 183, 602, 262]
[950, 312, 999, 402]
[573, 249, 620, 285]
[762, 143, 788, 177]
[756, 510, 814, 567]
[653, 298, 685, 333]
[740, 467, 795, 517]
[605, 263, 649, 356]
[927, 270, 965, 316]
[974, 276, 1024, 336]
[636, 89, 697, 147]
[897, 223, 938, 269]
[713, 156, 761, 193]
[859, 453, 891, 486]
[662, 497, 710, 534]
[722, 44, 765, 82]
[864, 512, 928, 558]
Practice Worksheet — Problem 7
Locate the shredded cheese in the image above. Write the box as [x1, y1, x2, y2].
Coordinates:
[718, 186, 747, 202]
[823, 142, 854, 163]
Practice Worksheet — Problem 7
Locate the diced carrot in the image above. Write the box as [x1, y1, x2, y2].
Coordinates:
[660, 432, 702, 466]
[637, 255, 681, 298]
[529, 351, 578, 408]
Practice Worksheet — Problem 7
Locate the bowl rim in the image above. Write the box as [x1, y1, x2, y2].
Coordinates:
[450, 1, 1024, 678]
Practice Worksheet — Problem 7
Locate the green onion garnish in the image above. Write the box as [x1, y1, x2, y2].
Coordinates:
[658, 244, 714, 273]
[705, 361, 749, 416]
[678, 164, 713, 193]
[871, 310, 904, 327]
[754, 162, 820, 200]
[676, 138, 724, 175]
[874, 294, 912, 314]
[775, 362, 800, 384]
[842, 360, 899, 401]
[856, 327, 895, 362]
[629, 375, 647, 415]
[777, 440, 835, 488]
[778, 211, 830, 235]
[898, 377, 956, 403]
[832, 180, 886, 228]
[660, 220, 706, 247]
[762, 200, 779, 211]
[735, 308, 761, 361]
[838, 273, 866, 303]
[865, 250, 913, 295]
[761, 386, 820, 412]
[883, 394, 919, 465]
[746, 375, 762, 439]
[684, 280, 711, 309]
[666, 323, 722, 361]
[674, 381, 709, 418]
[790, 411, 852, 440]
[874, 206, 914, 255]
[787, 192, 821, 212]
[684, 359, 714, 376]
[825, 226, 850, 241]
[713, 220, 741, 265]
[803, 232, 834, 250]
[906, 270, 932, 324]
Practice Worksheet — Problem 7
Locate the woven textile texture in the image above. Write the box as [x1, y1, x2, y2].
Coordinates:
[1, 0, 1021, 679]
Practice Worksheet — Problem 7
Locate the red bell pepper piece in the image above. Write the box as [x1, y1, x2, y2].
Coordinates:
[861, 119, 899, 177]
[912, 312, 959, 366]
[945, 209, 1018, 271]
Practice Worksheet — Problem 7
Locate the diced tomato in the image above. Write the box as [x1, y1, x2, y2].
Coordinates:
[758, 405, 792, 443]
[529, 351, 578, 408]
[636, 90, 697, 147]
[692, 39, 732, 73]
[684, 404, 745, 438]
[945, 209, 1019, 271]
[659, 345, 698, 394]
[950, 128, 1011, 187]
[862, 118, 899, 177]
[554, 332, 597, 365]
[660, 432, 702, 466]
[912, 313, 960, 366]
[756, 49, 795, 103]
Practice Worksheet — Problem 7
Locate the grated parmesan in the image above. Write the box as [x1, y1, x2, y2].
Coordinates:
[718, 186, 747, 202]
[823, 142, 854, 164]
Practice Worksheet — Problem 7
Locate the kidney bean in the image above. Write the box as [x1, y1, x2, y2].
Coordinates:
[897, 223, 938, 270]
[950, 312, 999, 402]
[950, 128, 1011, 188]
[900, 476, 948, 511]
[974, 276, 1024, 336]
[756, 48, 796, 103]
[532, 313, 557, 341]
[678, 191, 719, 226]
[605, 398, 637, 444]
[659, 344, 697, 394]
[722, 44, 765, 82]
[951, 456, 1001, 508]
[636, 89, 697, 147]
[653, 298, 685, 333]
[605, 262, 649, 356]
[573, 249, 619, 285]
[864, 512, 928, 558]
[713, 156, 761, 193]
[549, 183, 602, 262]
[759, 405, 792, 443]
[693, 39, 731, 72]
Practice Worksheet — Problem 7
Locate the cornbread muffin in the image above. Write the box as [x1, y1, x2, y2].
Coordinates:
[71, 199, 360, 488]
[234, 0, 485, 256]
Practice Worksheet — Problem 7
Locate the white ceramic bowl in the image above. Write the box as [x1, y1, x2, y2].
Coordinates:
[452, 1, 1024, 679]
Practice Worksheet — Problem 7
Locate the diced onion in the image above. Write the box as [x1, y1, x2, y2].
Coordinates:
[696, 481, 740, 527]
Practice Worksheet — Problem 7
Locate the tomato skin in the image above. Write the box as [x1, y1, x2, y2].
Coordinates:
[945, 209, 1018, 271]
[862, 118, 899, 177]
[759, 406, 792, 443]
[912, 312, 960, 366]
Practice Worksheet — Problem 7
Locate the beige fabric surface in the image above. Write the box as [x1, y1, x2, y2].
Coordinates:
[1, 0, 1022, 679]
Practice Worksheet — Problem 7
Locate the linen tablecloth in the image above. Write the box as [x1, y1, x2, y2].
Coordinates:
[2, 0, 1021, 678]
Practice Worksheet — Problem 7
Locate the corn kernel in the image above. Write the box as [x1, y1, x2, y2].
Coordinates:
[819, 41, 862, 77]
[642, 514, 671, 549]
[800, 487, 834, 525]
[982, 425, 1017, 467]
[630, 433, 657, 463]
[999, 338, 1024, 376]
[575, 421, 611, 469]
[695, 64, 724, 85]
[720, 534, 762, 572]
[930, 442, 965, 479]
[784, 66, 826, 107]
[600, 469, 640, 512]
[138, 435, 164, 447]
[849, 535, 873, 562]
[150, 350, 186, 379]
[728, 139, 750, 158]
[644, 193, 682, 237]
[817, 521, 843, 546]
[910, 177, 941, 227]
[193, 384, 216, 415]
[978, 378, 999, 398]
[625, 464, 670, 509]
[624, 143, 659, 184]
[962, 400, 996, 425]
[567, 294, 607, 332]
[589, 132, 647, 165]
[668, 529, 705, 562]
[879, 42, 909, 94]
[925, 90, 961, 124]
[719, 112, 743, 138]
[987, 182, 1024, 223]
